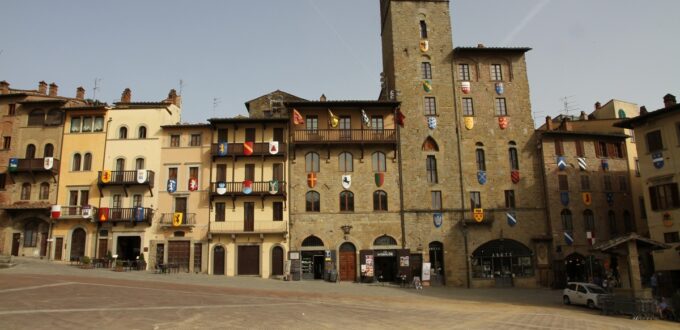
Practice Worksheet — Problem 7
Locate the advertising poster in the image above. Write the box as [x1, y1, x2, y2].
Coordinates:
[422, 262, 431, 281]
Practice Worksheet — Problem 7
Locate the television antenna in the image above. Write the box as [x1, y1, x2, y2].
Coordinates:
[93, 78, 102, 100]
[560, 95, 580, 117]
[179, 79, 184, 95]
[212, 98, 221, 116]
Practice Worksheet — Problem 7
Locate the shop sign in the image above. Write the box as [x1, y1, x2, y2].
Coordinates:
[400, 256, 409, 267]
[289, 252, 300, 260]
[375, 250, 395, 257]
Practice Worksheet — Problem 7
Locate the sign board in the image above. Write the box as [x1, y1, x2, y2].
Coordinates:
[422, 262, 431, 281]
[400, 256, 409, 267]
[288, 251, 300, 260]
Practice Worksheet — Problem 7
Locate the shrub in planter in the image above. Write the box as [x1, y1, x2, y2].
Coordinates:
[80, 256, 93, 269]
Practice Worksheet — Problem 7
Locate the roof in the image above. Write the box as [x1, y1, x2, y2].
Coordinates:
[244, 90, 307, 111]
[593, 233, 670, 252]
[454, 46, 532, 53]
[0, 202, 51, 211]
[614, 103, 680, 129]
[285, 100, 400, 107]
[207, 117, 289, 124]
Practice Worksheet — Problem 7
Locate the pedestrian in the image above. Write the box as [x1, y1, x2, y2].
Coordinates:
[650, 273, 658, 297]
[602, 277, 609, 292]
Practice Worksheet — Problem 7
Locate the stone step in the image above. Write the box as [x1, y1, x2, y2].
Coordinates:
[0, 255, 13, 263]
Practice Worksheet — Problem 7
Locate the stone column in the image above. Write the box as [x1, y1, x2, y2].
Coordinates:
[627, 240, 643, 297]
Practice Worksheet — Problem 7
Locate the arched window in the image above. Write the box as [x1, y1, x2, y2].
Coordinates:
[372, 151, 386, 172]
[119, 127, 128, 139]
[338, 152, 353, 172]
[374, 235, 397, 246]
[623, 210, 633, 233]
[583, 209, 595, 232]
[21, 183, 31, 200]
[28, 109, 45, 126]
[305, 152, 319, 173]
[24, 221, 39, 247]
[115, 158, 125, 171]
[135, 157, 145, 170]
[46, 109, 63, 125]
[339, 191, 354, 212]
[302, 235, 324, 247]
[421, 62, 432, 79]
[419, 20, 428, 39]
[25, 144, 36, 159]
[44, 143, 54, 158]
[609, 210, 618, 236]
[618, 109, 626, 119]
[373, 190, 388, 211]
[72, 153, 81, 171]
[306, 191, 320, 212]
[508, 141, 519, 170]
[561, 209, 573, 232]
[138, 126, 147, 139]
[471, 239, 534, 278]
[83, 153, 92, 171]
[476, 142, 486, 171]
[39, 182, 50, 200]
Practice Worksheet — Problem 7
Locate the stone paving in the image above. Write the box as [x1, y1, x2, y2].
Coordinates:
[0, 258, 675, 329]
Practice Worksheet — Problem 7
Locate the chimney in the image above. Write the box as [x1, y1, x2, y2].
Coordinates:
[166, 89, 181, 106]
[48, 83, 58, 97]
[120, 88, 131, 103]
[38, 81, 48, 94]
[594, 101, 601, 110]
[320, 94, 327, 102]
[545, 116, 553, 130]
[664, 94, 677, 108]
[579, 111, 587, 121]
[0, 81, 9, 95]
[76, 87, 85, 100]
[477, 43, 485, 48]
[640, 106, 648, 115]
[559, 117, 572, 131]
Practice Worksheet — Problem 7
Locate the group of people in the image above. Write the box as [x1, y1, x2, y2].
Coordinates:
[590, 273, 619, 293]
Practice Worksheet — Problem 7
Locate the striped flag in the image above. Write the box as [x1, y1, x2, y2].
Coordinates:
[577, 157, 587, 171]
[564, 232, 574, 245]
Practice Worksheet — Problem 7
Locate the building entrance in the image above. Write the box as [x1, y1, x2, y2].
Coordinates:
[565, 253, 587, 283]
[301, 251, 325, 280]
[116, 236, 141, 261]
[374, 250, 397, 282]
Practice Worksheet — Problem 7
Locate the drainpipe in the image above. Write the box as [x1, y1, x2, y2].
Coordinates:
[48, 109, 69, 261]
[395, 104, 406, 249]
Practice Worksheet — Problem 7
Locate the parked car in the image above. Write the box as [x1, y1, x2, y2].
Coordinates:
[563, 282, 609, 309]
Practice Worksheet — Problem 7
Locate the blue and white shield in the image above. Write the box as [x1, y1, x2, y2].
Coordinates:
[606, 192, 614, 206]
[564, 232, 574, 246]
[217, 142, 228, 156]
[477, 171, 487, 185]
[495, 82, 504, 95]
[577, 157, 587, 171]
[506, 211, 517, 227]
[216, 181, 227, 195]
[557, 156, 567, 171]
[134, 207, 145, 222]
[652, 152, 664, 169]
[433, 212, 443, 228]
[167, 179, 177, 193]
[427, 116, 437, 129]
[560, 192, 569, 206]
[601, 159, 609, 171]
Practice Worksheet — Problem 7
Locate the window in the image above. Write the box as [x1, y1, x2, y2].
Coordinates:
[339, 191, 354, 212]
[470, 191, 481, 208]
[0, 173, 6, 190]
[424, 97, 436, 115]
[3, 136, 10, 150]
[421, 62, 432, 79]
[339, 116, 351, 140]
[24, 221, 39, 247]
[623, 211, 633, 233]
[244, 164, 255, 181]
[217, 129, 228, 143]
[339, 152, 353, 172]
[558, 175, 569, 191]
[215, 202, 225, 222]
[583, 210, 595, 232]
[495, 98, 507, 116]
[46, 109, 63, 125]
[190, 134, 201, 146]
[115, 158, 125, 171]
[273, 202, 283, 221]
[426, 155, 438, 183]
[490, 64, 503, 81]
[132, 194, 142, 207]
[371, 116, 384, 130]
[618, 176, 628, 191]
[580, 175, 590, 191]
[215, 164, 226, 182]
[613, 142, 625, 158]
[459, 64, 470, 81]
[603, 176, 612, 191]
[72, 153, 82, 171]
[508, 142, 519, 170]
[629, 129, 635, 143]
[372, 152, 386, 172]
[555, 139, 564, 156]
[245, 128, 256, 142]
[561, 209, 573, 232]
[272, 163, 283, 181]
[432, 191, 443, 210]
[82, 117, 93, 132]
[119, 127, 128, 139]
[419, 20, 427, 38]
[462, 98, 474, 116]
[273, 128, 284, 142]
[83, 153, 92, 171]
[639, 197, 647, 219]
[38, 182, 50, 200]
[135, 158, 145, 170]
[306, 116, 318, 132]
[471, 240, 534, 278]
[649, 183, 680, 211]
[44, 144, 54, 158]
[575, 140, 585, 157]
[646, 130, 663, 152]
[305, 152, 320, 173]
[25, 144, 36, 159]
[112, 194, 121, 209]
[475, 143, 486, 171]
[634, 158, 640, 176]
[608, 211, 617, 236]
[28, 109, 45, 126]
[664, 232, 680, 243]
[8, 104, 16, 116]
[138, 126, 147, 139]
[373, 190, 388, 211]
[168, 167, 178, 181]
[93, 117, 104, 132]
[595, 141, 608, 158]
[21, 183, 31, 200]
[190, 166, 199, 182]
[306, 191, 320, 212]
[170, 135, 180, 147]
[505, 190, 515, 209]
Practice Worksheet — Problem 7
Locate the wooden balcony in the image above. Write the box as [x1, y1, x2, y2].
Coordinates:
[97, 170, 155, 196]
[210, 220, 287, 235]
[293, 129, 396, 144]
[211, 142, 286, 157]
[9, 158, 60, 179]
[159, 213, 196, 228]
[98, 207, 153, 225]
[59, 205, 98, 220]
[210, 181, 286, 197]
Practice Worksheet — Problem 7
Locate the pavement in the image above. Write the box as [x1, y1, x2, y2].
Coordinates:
[0, 257, 675, 329]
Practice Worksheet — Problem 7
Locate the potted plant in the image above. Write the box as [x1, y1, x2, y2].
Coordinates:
[114, 259, 125, 272]
[137, 253, 146, 271]
[80, 256, 93, 269]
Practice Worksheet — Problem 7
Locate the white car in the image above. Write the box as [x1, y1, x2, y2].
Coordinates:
[563, 282, 609, 309]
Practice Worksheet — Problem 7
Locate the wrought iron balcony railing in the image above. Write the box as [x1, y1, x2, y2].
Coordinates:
[210, 181, 286, 196]
[211, 142, 286, 157]
[159, 213, 196, 227]
[98, 170, 155, 187]
[97, 207, 153, 224]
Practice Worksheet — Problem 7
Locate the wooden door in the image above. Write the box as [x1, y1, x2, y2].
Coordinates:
[271, 246, 284, 276]
[97, 239, 108, 259]
[54, 237, 63, 260]
[213, 246, 225, 275]
[40, 231, 48, 257]
[244, 202, 254, 232]
[168, 241, 190, 272]
[70, 228, 86, 260]
[339, 243, 356, 281]
[194, 243, 202, 273]
[272, 163, 283, 181]
[238, 245, 259, 275]
[11, 233, 20, 256]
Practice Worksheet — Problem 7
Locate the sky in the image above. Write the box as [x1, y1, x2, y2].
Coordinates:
[1, 0, 678, 125]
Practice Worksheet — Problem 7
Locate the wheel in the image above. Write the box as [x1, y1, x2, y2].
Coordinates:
[563, 295, 571, 305]
[587, 299, 595, 309]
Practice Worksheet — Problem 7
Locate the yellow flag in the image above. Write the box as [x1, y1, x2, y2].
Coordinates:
[328, 109, 339, 128]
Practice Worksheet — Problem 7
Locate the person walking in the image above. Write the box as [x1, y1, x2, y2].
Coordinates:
[650, 273, 658, 297]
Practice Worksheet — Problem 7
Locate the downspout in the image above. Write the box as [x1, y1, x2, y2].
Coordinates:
[395, 105, 406, 249]
[97, 116, 113, 258]
[48, 110, 69, 261]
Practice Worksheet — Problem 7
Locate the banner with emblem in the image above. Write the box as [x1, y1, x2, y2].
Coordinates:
[375, 172, 384, 187]
[422, 80, 432, 93]
[560, 192, 569, 206]
[433, 212, 443, 228]
[98, 207, 109, 222]
[506, 211, 517, 227]
[136, 170, 147, 184]
[307, 172, 317, 188]
[9, 158, 18, 172]
[188, 178, 198, 191]
[361, 109, 371, 128]
[419, 40, 429, 52]
[582, 192, 592, 206]
[328, 109, 339, 128]
[216, 181, 227, 195]
[243, 142, 254, 156]
[134, 207, 145, 222]
[473, 208, 484, 222]
[51, 205, 61, 219]
[477, 171, 487, 185]
[511, 170, 520, 184]
[577, 157, 587, 171]
[167, 179, 177, 193]
[342, 174, 351, 189]
[43, 157, 54, 170]
[498, 116, 509, 129]
[586, 231, 596, 246]
[495, 82, 504, 95]
[292, 108, 304, 125]
[427, 116, 437, 129]
[172, 212, 183, 227]
[461, 81, 471, 94]
[217, 142, 228, 156]
[557, 156, 567, 171]
[81, 205, 92, 219]
[564, 232, 574, 245]
[652, 152, 664, 169]
[242, 180, 253, 194]
[101, 170, 112, 183]
[464, 117, 474, 130]
[269, 180, 279, 195]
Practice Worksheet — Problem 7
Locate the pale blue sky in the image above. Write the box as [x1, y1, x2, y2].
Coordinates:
[1, 0, 677, 124]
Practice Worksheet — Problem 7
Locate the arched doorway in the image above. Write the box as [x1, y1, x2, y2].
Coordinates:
[373, 235, 398, 282]
[213, 246, 225, 275]
[565, 253, 587, 283]
[271, 246, 284, 276]
[70, 228, 86, 261]
[471, 239, 534, 286]
[339, 242, 356, 281]
[429, 241, 445, 286]
[301, 235, 325, 280]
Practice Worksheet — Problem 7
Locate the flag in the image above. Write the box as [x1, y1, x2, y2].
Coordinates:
[293, 108, 304, 125]
[396, 109, 405, 127]
[243, 141, 254, 156]
[506, 212, 517, 227]
[586, 231, 596, 245]
[361, 109, 371, 128]
[328, 109, 339, 128]
[564, 232, 574, 245]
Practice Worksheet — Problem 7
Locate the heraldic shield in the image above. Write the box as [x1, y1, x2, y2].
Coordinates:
[167, 179, 177, 193]
[242, 180, 253, 194]
[560, 192, 570, 206]
[510, 170, 520, 184]
[419, 40, 429, 52]
[461, 81, 471, 94]
[652, 152, 664, 169]
[269, 141, 279, 155]
[307, 172, 317, 188]
[374, 172, 384, 187]
[495, 82, 504, 95]
[582, 192, 592, 206]
[269, 180, 279, 194]
[216, 181, 227, 195]
[477, 171, 487, 185]
[498, 116, 509, 129]
[341, 174, 351, 189]
[464, 117, 474, 130]
[243, 142, 254, 156]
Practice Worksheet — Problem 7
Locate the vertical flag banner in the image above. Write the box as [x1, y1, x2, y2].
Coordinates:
[328, 109, 339, 128]
[243, 141, 254, 156]
[293, 109, 304, 125]
[361, 109, 371, 128]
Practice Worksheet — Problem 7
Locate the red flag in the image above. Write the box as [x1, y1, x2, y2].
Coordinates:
[396, 109, 405, 127]
[293, 109, 304, 125]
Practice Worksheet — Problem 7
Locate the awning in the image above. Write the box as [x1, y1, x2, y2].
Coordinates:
[593, 233, 670, 252]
